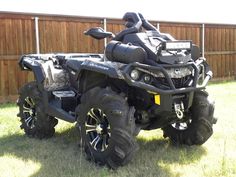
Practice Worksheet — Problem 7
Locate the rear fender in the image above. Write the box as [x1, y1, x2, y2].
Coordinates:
[19, 55, 48, 110]
[19, 55, 45, 84]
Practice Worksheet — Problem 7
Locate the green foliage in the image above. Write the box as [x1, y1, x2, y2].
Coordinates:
[0, 81, 236, 177]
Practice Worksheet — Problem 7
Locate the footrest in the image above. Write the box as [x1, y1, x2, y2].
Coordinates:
[52, 90, 75, 98]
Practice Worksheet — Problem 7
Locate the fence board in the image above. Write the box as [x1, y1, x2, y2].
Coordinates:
[159, 23, 201, 46]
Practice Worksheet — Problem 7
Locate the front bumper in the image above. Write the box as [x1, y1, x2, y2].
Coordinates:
[122, 59, 212, 95]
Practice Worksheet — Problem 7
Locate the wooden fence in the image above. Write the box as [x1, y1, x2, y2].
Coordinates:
[0, 13, 236, 103]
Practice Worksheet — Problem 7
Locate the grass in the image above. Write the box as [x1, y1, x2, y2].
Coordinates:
[0, 81, 236, 177]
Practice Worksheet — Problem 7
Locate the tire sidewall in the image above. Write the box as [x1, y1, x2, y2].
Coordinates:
[19, 82, 40, 135]
[162, 90, 214, 145]
[18, 81, 57, 138]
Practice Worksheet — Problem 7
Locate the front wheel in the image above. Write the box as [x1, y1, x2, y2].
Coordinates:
[76, 87, 138, 169]
[162, 91, 216, 145]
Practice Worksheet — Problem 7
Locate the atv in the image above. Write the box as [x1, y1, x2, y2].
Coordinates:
[17, 12, 217, 169]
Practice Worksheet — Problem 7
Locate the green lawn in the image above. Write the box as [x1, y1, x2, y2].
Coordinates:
[0, 82, 236, 177]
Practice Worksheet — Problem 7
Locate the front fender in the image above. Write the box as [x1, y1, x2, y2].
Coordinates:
[66, 59, 125, 80]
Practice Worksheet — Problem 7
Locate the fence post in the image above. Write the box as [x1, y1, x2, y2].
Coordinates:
[201, 23, 205, 57]
[103, 18, 107, 47]
[156, 23, 160, 31]
[34, 17, 40, 54]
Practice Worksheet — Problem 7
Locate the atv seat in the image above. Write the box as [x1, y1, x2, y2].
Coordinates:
[84, 27, 114, 40]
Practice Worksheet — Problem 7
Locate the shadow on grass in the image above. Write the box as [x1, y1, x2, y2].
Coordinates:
[137, 136, 207, 164]
[0, 127, 207, 177]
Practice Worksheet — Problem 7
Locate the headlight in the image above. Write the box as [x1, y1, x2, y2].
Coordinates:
[164, 41, 192, 50]
[130, 69, 140, 81]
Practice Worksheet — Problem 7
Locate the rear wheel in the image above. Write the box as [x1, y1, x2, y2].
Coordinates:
[162, 91, 215, 145]
[17, 82, 58, 139]
[76, 87, 137, 169]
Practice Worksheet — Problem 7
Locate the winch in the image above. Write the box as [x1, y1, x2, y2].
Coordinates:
[174, 102, 184, 119]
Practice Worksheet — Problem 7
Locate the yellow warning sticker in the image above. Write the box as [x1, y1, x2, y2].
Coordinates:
[154, 95, 161, 105]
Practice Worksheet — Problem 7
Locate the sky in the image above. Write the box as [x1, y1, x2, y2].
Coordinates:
[0, 0, 236, 24]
